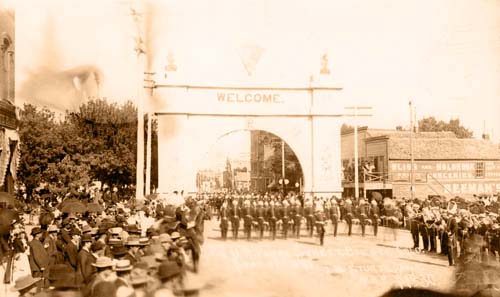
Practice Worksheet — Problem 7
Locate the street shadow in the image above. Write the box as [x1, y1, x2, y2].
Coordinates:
[295, 240, 320, 246]
[398, 257, 449, 268]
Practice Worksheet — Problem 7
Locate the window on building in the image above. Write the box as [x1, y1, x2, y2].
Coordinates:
[475, 162, 485, 178]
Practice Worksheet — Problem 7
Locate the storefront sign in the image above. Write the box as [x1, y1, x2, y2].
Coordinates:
[390, 160, 500, 181]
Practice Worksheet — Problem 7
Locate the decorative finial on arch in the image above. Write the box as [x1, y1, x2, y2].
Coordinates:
[320, 53, 330, 75]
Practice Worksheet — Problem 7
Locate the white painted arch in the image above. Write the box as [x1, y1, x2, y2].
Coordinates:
[155, 84, 345, 198]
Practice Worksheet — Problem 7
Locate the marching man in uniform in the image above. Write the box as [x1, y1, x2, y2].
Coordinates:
[292, 199, 303, 238]
[219, 200, 229, 240]
[304, 199, 315, 237]
[330, 198, 340, 237]
[267, 200, 278, 240]
[344, 198, 354, 236]
[242, 199, 254, 240]
[229, 199, 240, 240]
[255, 201, 266, 240]
[370, 199, 380, 237]
[314, 200, 326, 245]
[358, 198, 370, 237]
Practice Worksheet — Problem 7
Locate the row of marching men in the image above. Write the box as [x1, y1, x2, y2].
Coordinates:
[406, 198, 500, 266]
[217, 195, 403, 245]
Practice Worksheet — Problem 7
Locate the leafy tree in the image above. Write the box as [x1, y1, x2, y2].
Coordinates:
[418, 116, 473, 138]
[66, 99, 138, 191]
[17, 104, 65, 200]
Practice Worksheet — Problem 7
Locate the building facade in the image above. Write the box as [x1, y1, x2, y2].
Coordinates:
[250, 130, 277, 193]
[0, 8, 18, 194]
[342, 127, 500, 199]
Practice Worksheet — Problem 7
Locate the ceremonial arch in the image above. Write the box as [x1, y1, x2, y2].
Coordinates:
[155, 82, 347, 198]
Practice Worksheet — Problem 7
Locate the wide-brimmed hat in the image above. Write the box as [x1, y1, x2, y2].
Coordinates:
[126, 238, 141, 246]
[130, 268, 149, 285]
[12, 275, 41, 291]
[91, 241, 105, 252]
[81, 225, 92, 234]
[159, 233, 172, 243]
[81, 234, 93, 243]
[115, 259, 133, 272]
[112, 245, 128, 257]
[126, 225, 141, 234]
[52, 273, 80, 289]
[139, 237, 150, 246]
[157, 261, 182, 281]
[108, 238, 122, 246]
[31, 227, 43, 236]
[92, 256, 114, 268]
[109, 227, 123, 236]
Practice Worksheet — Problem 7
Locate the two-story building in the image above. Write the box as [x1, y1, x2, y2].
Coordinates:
[341, 127, 500, 199]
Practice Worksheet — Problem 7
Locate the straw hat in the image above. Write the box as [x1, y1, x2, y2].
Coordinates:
[125, 238, 141, 246]
[12, 275, 41, 292]
[170, 232, 181, 240]
[159, 233, 173, 243]
[115, 259, 133, 272]
[92, 256, 115, 268]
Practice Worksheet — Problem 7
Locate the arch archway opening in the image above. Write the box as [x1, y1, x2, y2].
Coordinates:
[195, 129, 304, 196]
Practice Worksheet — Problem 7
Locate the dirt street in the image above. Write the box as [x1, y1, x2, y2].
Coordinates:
[194, 219, 454, 297]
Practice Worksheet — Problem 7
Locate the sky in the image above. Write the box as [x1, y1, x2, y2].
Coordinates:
[5, 0, 500, 145]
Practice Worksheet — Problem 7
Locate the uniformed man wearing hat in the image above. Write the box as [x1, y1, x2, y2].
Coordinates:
[266, 200, 278, 240]
[291, 199, 303, 239]
[358, 198, 369, 237]
[344, 198, 354, 236]
[241, 200, 254, 240]
[255, 201, 266, 240]
[303, 199, 315, 237]
[329, 198, 340, 237]
[218, 200, 229, 240]
[229, 200, 240, 240]
[314, 201, 326, 246]
[369, 199, 380, 237]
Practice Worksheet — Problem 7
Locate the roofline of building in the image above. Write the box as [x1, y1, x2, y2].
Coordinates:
[389, 158, 500, 162]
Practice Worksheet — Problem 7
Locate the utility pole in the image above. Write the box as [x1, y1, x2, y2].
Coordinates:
[409, 101, 415, 200]
[282, 139, 285, 195]
[344, 106, 372, 199]
[131, 3, 145, 201]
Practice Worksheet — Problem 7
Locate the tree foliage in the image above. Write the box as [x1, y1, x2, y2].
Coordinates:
[418, 117, 473, 138]
[17, 99, 158, 202]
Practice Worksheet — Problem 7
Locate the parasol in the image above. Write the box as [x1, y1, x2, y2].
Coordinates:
[0, 208, 19, 235]
[371, 192, 383, 201]
[86, 202, 104, 213]
[60, 200, 87, 213]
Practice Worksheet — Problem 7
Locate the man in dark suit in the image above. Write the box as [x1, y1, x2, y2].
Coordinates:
[64, 228, 80, 272]
[77, 234, 95, 285]
[29, 227, 50, 288]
